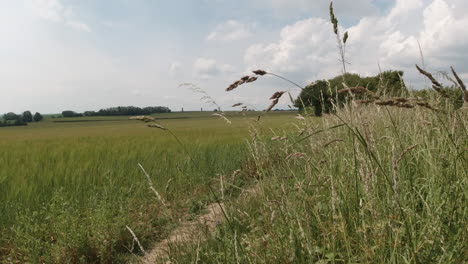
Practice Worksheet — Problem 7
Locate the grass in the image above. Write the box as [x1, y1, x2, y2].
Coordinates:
[164, 103, 467, 263]
[0, 111, 297, 263]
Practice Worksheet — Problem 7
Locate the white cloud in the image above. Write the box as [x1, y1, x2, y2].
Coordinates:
[25, 0, 90, 32]
[67, 20, 91, 32]
[25, 0, 65, 22]
[170, 62, 184, 78]
[254, 0, 379, 19]
[207, 20, 252, 41]
[244, 0, 468, 88]
[193, 58, 234, 79]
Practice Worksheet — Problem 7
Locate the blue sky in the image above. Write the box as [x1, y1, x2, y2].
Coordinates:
[1, 0, 467, 113]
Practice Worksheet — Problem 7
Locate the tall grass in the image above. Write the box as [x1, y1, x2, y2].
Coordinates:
[166, 101, 467, 263]
[160, 2, 467, 262]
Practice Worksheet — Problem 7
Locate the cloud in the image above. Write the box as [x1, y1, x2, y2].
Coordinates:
[254, 0, 379, 19]
[67, 20, 91, 32]
[193, 58, 234, 79]
[25, 0, 90, 32]
[170, 62, 184, 78]
[244, 0, 468, 87]
[207, 20, 252, 41]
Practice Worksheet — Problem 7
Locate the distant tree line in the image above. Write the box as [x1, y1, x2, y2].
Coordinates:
[1, 111, 43, 127]
[61, 106, 171, 118]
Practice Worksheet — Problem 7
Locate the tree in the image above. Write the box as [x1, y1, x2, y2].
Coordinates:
[62, 110, 82, 118]
[3, 112, 19, 121]
[22, 111, 33, 122]
[295, 70, 407, 115]
[33, 112, 43, 122]
[295, 80, 334, 116]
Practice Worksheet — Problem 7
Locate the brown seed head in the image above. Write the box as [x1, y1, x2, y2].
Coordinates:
[226, 83, 239, 91]
[266, 98, 279, 112]
[246, 76, 258, 83]
[252, 70, 267, 76]
[375, 100, 396, 106]
[270, 91, 285, 100]
[394, 97, 408, 103]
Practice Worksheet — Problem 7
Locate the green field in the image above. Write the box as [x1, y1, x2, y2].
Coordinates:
[0, 111, 298, 263]
[1, 105, 466, 264]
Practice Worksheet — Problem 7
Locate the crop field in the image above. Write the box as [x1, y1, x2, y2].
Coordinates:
[0, 111, 298, 263]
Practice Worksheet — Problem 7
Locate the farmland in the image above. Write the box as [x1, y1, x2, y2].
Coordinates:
[0, 111, 297, 263]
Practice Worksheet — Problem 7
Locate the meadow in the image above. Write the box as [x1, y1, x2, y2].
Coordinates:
[165, 102, 467, 264]
[0, 111, 297, 263]
[2, 2, 467, 263]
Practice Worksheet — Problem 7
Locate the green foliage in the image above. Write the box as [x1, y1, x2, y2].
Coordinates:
[412, 86, 464, 110]
[62, 110, 83, 118]
[295, 70, 407, 115]
[3, 112, 19, 121]
[0, 111, 295, 262]
[22, 111, 33, 123]
[33, 112, 43, 122]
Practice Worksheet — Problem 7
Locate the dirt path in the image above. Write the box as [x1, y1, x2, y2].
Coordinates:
[136, 184, 259, 264]
[138, 202, 226, 264]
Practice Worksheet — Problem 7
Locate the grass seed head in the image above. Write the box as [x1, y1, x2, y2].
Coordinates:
[241, 76, 250, 81]
[246, 76, 258, 83]
[129, 116, 156, 122]
[147, 123, 167, 130]
[252, 70, 267, 76]
[270, 91, 286, 100]
[266, 98, 279, 112]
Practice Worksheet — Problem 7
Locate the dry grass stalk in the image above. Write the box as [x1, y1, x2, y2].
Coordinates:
[295, 114, 305, 120]
[323, 139, 344, 148]
[286, 152, 307, 160]
[415, 101, 438, 111]
[147, 123, 167, 130]
[212, 113, 232, 124]
[415, 64, 449, 98]
[126, 226, 146, 255]
[129, 116, 156, 122]
[271, 136, 288, 141]
[397, 144, 419, 164]
[450, 66, 468, 102]
[375, 99, 414, 108]
[138, 163, 167, 206]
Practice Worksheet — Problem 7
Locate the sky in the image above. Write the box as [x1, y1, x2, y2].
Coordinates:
[1, 0, 467, 114]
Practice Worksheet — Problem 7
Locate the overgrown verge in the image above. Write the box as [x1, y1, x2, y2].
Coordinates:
[163, 101, 467, 263]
